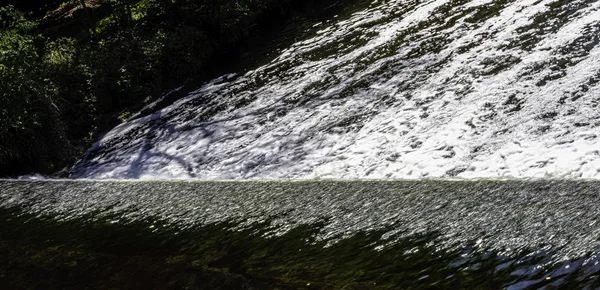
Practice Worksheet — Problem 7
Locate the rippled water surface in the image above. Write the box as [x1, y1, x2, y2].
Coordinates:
[3, 180, 600, 288]
[71, 0, 600, 179]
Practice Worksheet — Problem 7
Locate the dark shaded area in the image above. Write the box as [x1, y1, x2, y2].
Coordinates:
[3, 0, 66, 18]
[1, 204, 600, 289]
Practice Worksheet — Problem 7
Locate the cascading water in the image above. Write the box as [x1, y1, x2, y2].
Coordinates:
[73, 0, 600, 179]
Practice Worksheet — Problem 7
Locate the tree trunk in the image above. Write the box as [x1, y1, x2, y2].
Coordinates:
[78, 0, 95, 33]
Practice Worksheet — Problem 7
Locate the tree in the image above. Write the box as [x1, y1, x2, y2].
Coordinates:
[78, 0, 96, 33]
[0, 5, 72, 174]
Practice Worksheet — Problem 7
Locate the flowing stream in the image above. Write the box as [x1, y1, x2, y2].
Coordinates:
[6, 1, 600, 287]
[72, 0, 600, 180]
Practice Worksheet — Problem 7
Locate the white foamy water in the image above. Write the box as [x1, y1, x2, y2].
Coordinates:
[73, 0, 600, 179]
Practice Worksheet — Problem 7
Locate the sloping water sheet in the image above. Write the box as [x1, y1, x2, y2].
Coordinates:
[73, 0, 600, 179]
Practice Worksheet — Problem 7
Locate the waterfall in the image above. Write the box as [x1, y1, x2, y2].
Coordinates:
[73, 0, 600, 179]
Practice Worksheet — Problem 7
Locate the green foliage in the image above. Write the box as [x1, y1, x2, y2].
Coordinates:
[0, 5, 73, 173]
[0, 6, 42, 134]
[43, 37, 96, 144]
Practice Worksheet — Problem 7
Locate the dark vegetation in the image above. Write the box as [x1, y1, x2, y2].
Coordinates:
[1, 205, 592, 289]
[0, 0, 336, 176]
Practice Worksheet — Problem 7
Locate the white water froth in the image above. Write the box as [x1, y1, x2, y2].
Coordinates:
[74, 0, 600, 179]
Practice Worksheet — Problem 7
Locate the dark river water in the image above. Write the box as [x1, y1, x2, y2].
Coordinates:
[3, 179, 600, 288]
